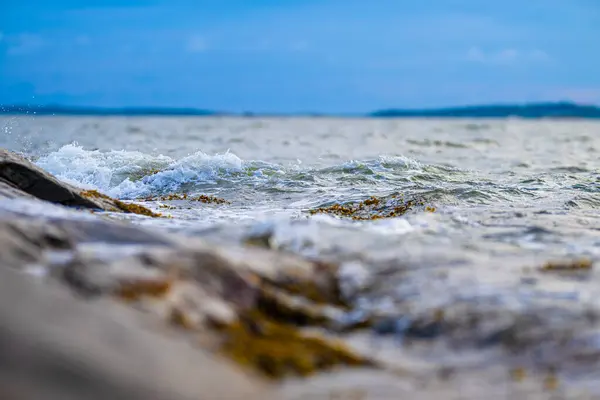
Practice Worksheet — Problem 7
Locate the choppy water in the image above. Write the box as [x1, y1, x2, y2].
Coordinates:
[2, 115, 600, 394]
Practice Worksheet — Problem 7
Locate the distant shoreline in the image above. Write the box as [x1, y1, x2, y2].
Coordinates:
[2, 102, 600, 119]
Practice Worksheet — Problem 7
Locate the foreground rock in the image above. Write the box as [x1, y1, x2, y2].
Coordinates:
[0, 211, 378, 399]
[4, 210, 599, 399]
[0, 148, 377, 397]
[0, 267, 272, 400]
[0, 148, 159, 216]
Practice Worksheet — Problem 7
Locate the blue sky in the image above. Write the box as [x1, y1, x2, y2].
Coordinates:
[1, 0, 599, 113]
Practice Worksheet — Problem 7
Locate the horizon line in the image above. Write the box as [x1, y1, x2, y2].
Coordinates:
[1, 101, 600, 119]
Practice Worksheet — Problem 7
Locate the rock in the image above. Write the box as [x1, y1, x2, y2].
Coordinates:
[56, 243, 376, 379]
[0, 148, 105, 208]
[48, 217, 174, 245]
[0, 217, 73, 269]
[0, 148, 158, 216]
[0, 211, 376, 383]
[185, 243, 345, 307]
[0, 267, 273, 400]
[5, 191, 598, 397]
[0, 213, 175, 272]
[0, 178, 36, 200]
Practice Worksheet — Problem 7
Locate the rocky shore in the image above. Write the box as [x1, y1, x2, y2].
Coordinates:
[1, 148, 378, 399]
[1, 147, 599, 399]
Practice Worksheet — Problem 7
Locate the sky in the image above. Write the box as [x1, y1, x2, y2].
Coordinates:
[1, 0, 599, 113]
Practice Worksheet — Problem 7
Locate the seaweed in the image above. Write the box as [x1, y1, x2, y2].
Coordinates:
[215, 310, 374, 379]
[81, 189, 117, 202]
[142, 193, 230, 204]
[539, 258, 593, 272]
[114, 200, 163, 217]
[104, 259, 374, 379]
[114, 278, 173, 302]
[81, 189, 163, 217]
[308, 194, 433, 220]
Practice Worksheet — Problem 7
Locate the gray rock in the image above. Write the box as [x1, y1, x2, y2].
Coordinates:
[0, 216, 73, 268]
[0, 178, 36, 200]
[0, 267, 273, 400]
[0, 210, 369, 393]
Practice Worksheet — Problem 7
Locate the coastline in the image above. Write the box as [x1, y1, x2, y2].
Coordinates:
[2, 101, 600, 119]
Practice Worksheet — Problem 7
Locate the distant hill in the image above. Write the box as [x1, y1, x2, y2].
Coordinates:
[0, 104, 221, 116]
[1, 102, 600, 118]
[370, 102, 600, 118]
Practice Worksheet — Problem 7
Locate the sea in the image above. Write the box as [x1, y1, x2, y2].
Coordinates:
[2, 115, 600, 396]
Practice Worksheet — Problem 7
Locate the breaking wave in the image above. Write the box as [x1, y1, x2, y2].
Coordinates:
[35, 144, 254, 199]
[34, 144, 443, 200]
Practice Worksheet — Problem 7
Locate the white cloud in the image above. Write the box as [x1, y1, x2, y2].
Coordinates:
[466, 47, 550, 66]
[186, 35, 208, 53]
[6, 33, 45, 55]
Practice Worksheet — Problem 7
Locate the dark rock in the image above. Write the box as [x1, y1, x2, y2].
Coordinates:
[0, 148, 150, 214]
[0, 148, 106, 208]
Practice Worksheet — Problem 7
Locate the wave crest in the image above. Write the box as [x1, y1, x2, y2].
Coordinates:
[35, 144, 246, 199]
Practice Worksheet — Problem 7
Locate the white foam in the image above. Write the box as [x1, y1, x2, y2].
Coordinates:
[34, 144, 246, 199]
[377, 155, 424, 170]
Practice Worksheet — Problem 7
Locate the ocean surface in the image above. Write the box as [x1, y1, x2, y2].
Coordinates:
[2, 115, 600, 395]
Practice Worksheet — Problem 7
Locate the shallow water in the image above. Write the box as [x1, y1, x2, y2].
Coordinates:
[2, 115, 600, 394]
